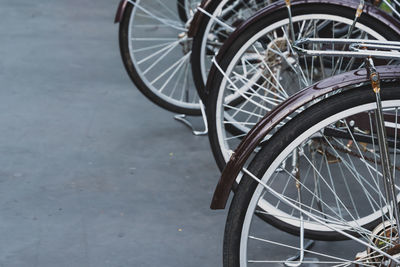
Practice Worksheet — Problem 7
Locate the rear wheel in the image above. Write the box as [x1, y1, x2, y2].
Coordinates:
[119, 0, 201, 115]
[207, 4, 400, 171]
[224, 84, 400, 266]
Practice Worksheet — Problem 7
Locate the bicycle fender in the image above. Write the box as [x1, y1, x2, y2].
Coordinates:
[210, 65, 400, 210]
[114, 0, 129, 24]
[205, 0, 400, 97]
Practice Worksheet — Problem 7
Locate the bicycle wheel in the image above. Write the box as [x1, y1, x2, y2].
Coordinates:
[224, 84, 400, 266]
[207, 3, 400, 171]
[191, 0, 275, 99]
[119, 0, 201, 115]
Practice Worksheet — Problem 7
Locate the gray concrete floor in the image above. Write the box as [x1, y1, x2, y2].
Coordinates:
[0, 1, 226, 266]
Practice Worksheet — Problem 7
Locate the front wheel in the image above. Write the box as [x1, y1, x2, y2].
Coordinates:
[224, 84, 400, 266]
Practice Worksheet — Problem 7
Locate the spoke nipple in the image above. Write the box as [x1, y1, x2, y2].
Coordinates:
[178, 32, 186, 39]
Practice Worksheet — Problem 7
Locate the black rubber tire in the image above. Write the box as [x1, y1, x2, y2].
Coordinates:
[223, 84, 400, 267]
[119, 3, 201, 115]
[190, 0, 221, 102]
[207, 3, 400, 172]
[177, 0, 189, 23]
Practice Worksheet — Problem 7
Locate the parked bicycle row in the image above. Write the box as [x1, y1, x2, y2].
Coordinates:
[115, 0, 400, 266]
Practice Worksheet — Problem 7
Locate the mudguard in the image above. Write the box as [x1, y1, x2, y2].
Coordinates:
[210, 65, 400, 210]
[114, 0, 129, 24]
[204, 0, 400, 97]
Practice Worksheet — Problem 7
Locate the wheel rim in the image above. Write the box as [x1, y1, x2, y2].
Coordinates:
[214, 13, 388, 165]
[238, 99, 400, 266]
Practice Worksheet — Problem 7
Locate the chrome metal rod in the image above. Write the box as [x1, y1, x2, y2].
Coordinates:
[295, 38, 400, 46]
[284, 149, 305, 267]
[193, 100, 208, 136]
[293, 38, 400, 59]
[284, 240, 315, 265]
[332, 0, 364, 75]
[294, 48, 400, 59]
[174, 101, 208, 136]
[367, 58, 400, 235]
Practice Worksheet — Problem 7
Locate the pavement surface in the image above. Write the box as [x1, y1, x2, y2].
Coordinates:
[0, 1, 226, 266]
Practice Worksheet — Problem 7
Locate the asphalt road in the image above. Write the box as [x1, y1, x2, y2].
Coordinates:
[0, 1, 226, 266]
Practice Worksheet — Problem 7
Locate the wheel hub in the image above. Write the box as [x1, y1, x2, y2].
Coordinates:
[257, 37, 298, 97]
[355, 221, 400, 266]
[265, 37, 290, 68]
[178, 32, 192, 55]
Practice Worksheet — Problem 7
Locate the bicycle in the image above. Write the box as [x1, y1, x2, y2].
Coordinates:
[114, 0, 279, 134]
[211, 38, 400, 267]
[204, 0, 400, 172]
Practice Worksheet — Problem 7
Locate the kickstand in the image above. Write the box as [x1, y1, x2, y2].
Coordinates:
[284, 240, 315, 266]
[285, 151, 315, 267]
[174, 100, 208, 136]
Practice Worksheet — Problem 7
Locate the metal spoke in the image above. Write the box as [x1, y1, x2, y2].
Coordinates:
[128, 0, 185, 31]
[243, 168, 400, 263]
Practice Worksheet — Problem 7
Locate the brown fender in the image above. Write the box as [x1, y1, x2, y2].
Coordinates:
[210, 65, 400, 210]
[205, 0, 400, 97]
[114, 0, 129, 24]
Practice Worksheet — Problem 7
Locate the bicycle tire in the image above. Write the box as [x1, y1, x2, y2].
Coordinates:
[224, 84, 400, 266]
